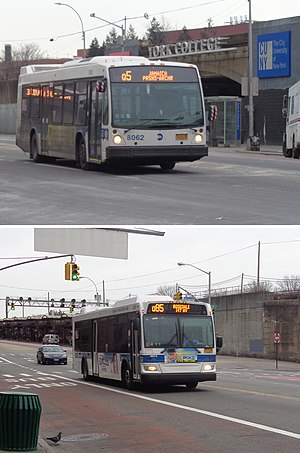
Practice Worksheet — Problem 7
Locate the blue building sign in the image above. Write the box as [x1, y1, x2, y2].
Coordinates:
[257, 31, 291, 78]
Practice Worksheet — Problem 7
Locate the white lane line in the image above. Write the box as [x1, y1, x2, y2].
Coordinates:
[2, 356, 299, 441]
[46, 373, 300, 441]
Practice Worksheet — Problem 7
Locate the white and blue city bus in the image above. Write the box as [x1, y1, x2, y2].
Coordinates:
[16, 56, 208, 171]
[73, 295, 222, 389]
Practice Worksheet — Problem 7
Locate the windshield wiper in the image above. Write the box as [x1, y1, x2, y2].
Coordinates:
[162, 333, 178, 351]
[124, 119, 162, 133]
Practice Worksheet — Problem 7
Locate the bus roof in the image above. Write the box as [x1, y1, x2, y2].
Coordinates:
[73, 295, 211, 323]
[18, 56, 199, 84]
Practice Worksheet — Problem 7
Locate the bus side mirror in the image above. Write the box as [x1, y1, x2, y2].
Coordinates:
[282, 95, 288, 118]
[216, 335, 223, 353]
[96, 79, 107, 93]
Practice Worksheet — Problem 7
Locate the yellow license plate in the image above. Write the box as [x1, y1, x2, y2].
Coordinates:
[176, 134, 188, 140]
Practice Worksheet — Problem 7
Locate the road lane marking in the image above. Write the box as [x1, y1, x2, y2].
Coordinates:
[40, 373, 300, 441]
[1, 356, 300, 440]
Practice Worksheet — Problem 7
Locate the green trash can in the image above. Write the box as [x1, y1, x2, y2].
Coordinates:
[0, 392, 42, 451]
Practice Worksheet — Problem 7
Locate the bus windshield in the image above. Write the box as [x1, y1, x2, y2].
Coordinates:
[143, 315, 214, 349]
[110, 82, 204, 129]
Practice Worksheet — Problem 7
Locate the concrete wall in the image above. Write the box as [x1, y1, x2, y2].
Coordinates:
[213, 292, 300, 362]
[0, 104, 16, 134]
[0, 80, 17, 134]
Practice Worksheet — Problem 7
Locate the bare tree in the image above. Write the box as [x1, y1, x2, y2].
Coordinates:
[12, 43, 45, 61]
[276, 275, 300, 293]
[244, 279, 273, 292]
[153, 285, 176, 297]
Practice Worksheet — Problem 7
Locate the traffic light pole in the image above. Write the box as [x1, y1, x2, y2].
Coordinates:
[0, 254, 74, 272]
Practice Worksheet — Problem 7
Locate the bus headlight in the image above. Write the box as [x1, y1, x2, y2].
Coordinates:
[194, 134, 203, 143]
[144, 365, 158, 372]
[113, 134, 122, 144]
[203, 364, 215, 371]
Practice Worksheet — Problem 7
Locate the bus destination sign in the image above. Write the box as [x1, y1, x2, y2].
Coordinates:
[147, 303, 207, 315]
[109, 66, 198, 83]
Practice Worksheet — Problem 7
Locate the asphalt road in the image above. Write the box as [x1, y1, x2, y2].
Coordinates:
[0, 341, 299, 453]
[1, 135, 300, 225]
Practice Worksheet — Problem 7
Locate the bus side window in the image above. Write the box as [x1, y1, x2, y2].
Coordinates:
[74, 81, 87, 125]
[63, 83, 75, 124]
[53, 84, 63, 124]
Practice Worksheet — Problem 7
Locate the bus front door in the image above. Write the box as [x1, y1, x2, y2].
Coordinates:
[89, 82, 102, 161]
[131, 319, 140, 380]
[92, 320, 98, 375]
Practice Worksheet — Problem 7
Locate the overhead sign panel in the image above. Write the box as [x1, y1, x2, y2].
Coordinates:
[34, 228, 128, 259]
[257, 31, 291, 78]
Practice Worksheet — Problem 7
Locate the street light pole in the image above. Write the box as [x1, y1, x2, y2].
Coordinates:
[55, 2, 86, 57]
[90, 13, 125, 54]
[79, 276, 101, 305]
[177, 262, 211, 305]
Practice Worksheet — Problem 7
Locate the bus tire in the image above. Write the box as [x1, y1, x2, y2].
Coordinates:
[82, 359, 90, 381]
[186, 381, 198, 389]
[160, 161, 176, 171]
[31, 133, 43, 163]
[77, 136, 91, 170]
[283, 147, 292, 158]
[121, 363, 134, 390]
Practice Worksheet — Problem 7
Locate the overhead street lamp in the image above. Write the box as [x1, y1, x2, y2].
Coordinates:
[79, 276, 108, 306]
[55, 2, 86, 57]
[90, 13, 125, 54]
[177, 262, 211, 305]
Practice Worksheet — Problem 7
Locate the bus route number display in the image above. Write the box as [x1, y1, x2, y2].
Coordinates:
[147, 303, 207, 315]
[109, 66, 198, 83]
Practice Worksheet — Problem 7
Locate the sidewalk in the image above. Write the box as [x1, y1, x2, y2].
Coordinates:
[210, 144, 283, 156]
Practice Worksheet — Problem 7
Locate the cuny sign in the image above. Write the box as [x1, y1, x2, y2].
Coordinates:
[257, 31, 291, 78]
[148, 37, 228, 59]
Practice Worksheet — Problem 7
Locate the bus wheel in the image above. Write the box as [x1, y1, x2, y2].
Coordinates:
[77, 137, 90, 170]
[31, 134, 43, 163]
[186, 381, 198, 390]
[283, 147, 292, 158]
[82, 360, 90, 381]
[160, 161, 176, 171]
[122, 364, 134, 390]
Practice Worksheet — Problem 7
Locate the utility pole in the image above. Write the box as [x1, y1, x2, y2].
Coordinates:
[257, 241, 261, 291]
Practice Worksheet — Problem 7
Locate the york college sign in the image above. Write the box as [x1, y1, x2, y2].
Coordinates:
[148, 37, 229, 59]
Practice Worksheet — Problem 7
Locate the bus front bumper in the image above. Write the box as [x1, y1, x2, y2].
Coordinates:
[106, 145, 208, 163]
[140, 372, 216, 386]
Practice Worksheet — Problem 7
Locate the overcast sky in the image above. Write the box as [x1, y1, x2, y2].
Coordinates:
[1, 226, 300, 318]
[1, 0, 300, 59]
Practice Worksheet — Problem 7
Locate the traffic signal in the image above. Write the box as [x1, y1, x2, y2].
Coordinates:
[71, 263, 80, 281]
[173, 291, 182, 301]
[70, 299, 76, 314]
[11, 302, 15, 311]
[65, 262, 72, 280]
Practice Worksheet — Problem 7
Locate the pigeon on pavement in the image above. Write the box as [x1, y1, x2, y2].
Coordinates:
[46, 432, 62, 444]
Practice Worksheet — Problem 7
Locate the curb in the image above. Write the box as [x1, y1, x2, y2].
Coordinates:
[210, 146, 282, 157]
[38, 438, 55, 452]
